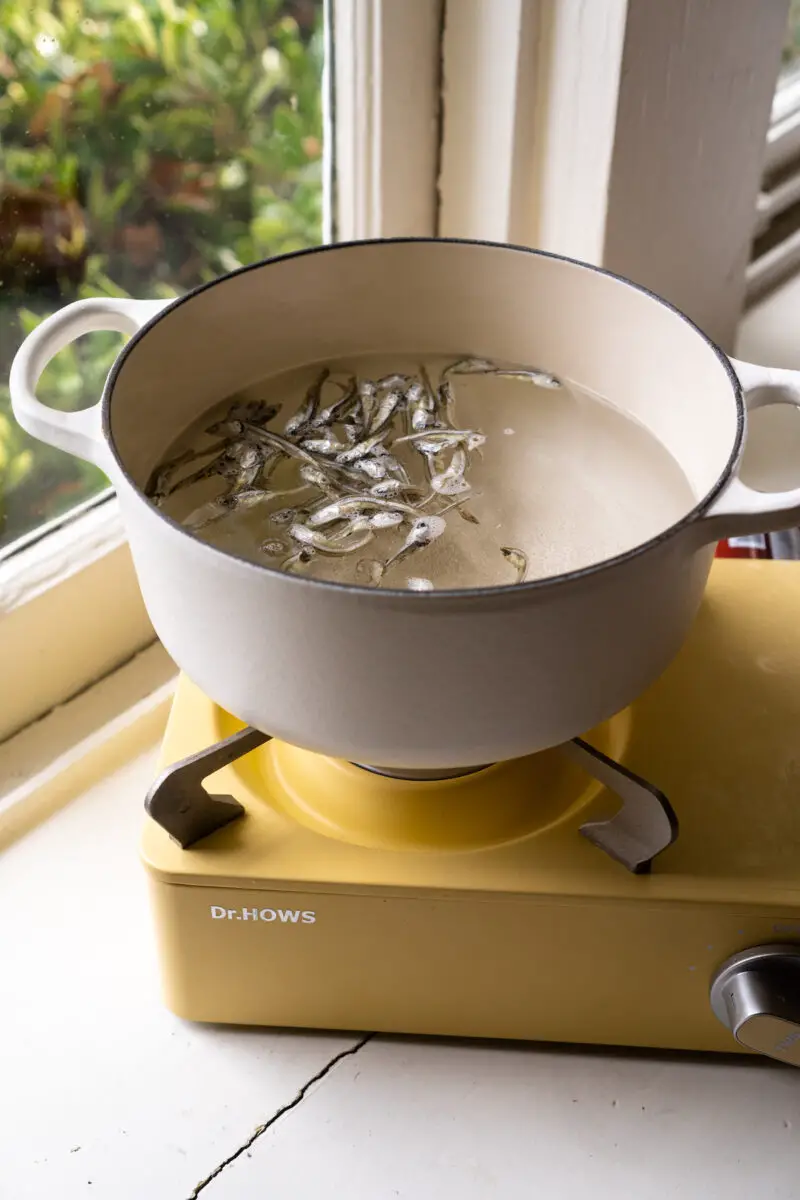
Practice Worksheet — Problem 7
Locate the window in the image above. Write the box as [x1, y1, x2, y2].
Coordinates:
[0, 0, 326, 739]
[0, 0, 324, 554]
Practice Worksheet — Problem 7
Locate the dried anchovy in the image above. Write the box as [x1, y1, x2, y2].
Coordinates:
[269, 505, 307, 527]
[298, 464, 348, 498]
[284, 367, 330, 436]
[289, 522, 375, 556]
[458, 506, 480, 525]
[356, 379, 378, 432]
[369, 479, 424, 500]
[183, 482, 306, 531]
[376, 373, 413, 390]
[168, 440, 265, 497]
[301, 435, 349, 456]
[307, 494, 420, 528]
[382, 515, 446, 572]
[207, 400, 281, 436]
[145, 449, 200, 507]
[437, 379, 457, 426]
[500, 546, 528, 583]
[377, 454, 409, 484]
[335, 433, 386, 464]
[311, 376, 358, 428]
[281, 547, 316, 573]
[444, 356, 561, 389]
[494, 368, 561, 388]
[353, 457, 388, 481]
[407, 374, 436, 433]
[431, 447, 470, 496]
[242, 423, 324, 467]
[394, 429, 485, 451]
[369, 511, 404, 530]
[260, 537, 290, 558]
[368, 389, 404, 436]
[442, 357, 495, 377]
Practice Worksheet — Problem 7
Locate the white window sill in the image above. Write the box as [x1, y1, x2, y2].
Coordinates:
[0, 641, 175, 850]
[1, 652, 798, 1196]
[0, 495, 155, 743]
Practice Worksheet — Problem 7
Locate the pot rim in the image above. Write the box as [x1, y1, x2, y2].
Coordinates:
[103, 236, 743, 600]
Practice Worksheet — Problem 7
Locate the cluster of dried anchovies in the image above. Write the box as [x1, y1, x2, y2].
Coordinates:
[145, 357, 561, 589]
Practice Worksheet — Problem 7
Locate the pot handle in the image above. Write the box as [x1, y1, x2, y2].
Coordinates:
[695, 357, 800, 543]
[9, 296, 171, 469]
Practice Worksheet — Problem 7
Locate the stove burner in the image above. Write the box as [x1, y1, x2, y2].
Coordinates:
[356, 763, 489, 781]
[145, 726, 677, 872]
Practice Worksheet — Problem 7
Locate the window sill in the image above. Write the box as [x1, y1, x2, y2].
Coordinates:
[0, 495, 156, 743]
[0, 640, 175, 851]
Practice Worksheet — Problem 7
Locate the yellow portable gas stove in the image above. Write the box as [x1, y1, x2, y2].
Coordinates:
[142, 560, 800, 1066]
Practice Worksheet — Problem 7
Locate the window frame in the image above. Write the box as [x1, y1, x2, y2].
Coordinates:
[438, 0, 629, 259]
[2, 0, 788, 743]
[747, 45, 800, 304]
[439, 0, 787, 351]
[0, 492, 153, 742]
[765, 63, 800, 177]
[332, 0, 442, 240]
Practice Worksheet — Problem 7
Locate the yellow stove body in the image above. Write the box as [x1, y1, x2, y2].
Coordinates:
[142, 561, 800, 1053]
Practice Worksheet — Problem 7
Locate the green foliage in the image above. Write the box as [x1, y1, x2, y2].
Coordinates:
[0, 0, 323, 546]
[784, 0, 800, 71]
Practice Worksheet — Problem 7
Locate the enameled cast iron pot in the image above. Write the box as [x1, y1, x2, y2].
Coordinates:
[11, 239, 800, 768]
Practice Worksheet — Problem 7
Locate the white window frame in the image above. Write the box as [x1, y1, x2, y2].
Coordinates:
[1, 0, 788, 745]
[332, 0, 442, 239]
[747, 51, 800, 303]
[439, 0, 788, 350]
[764, 61, 800, 178]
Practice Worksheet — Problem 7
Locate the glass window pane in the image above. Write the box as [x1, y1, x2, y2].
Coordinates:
[0, 0, 324, 552]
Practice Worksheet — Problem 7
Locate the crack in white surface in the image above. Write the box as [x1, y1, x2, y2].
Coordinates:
[187, 1034, 374, 1197]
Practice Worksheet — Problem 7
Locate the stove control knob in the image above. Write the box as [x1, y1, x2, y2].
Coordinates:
[710, 945, 800, 1066]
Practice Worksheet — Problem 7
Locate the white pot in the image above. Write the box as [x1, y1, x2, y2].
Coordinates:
[10, 240, 800, 768]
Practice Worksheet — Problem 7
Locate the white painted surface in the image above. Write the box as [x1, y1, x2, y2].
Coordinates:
[2, 743, 800, 1199]
[765, 61, 800, 175]
[438, 0, 538, 244]
[0, 749, 354, 1200]
[0, 642, 174, 850]
[333, 0, 441, 240]
[0, 496, 154, 741]
[438, 0, 787, 351]
[602, 0, 787, 351]
[524, 0, 628, 262]
[737, 270, 800, 369]
[209, 1040, 799, 1200]
[438, 0, 628, 256]
[747, 223, 800, 305]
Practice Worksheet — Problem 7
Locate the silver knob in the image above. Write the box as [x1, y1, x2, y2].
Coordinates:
[710, 944, 800, 1065]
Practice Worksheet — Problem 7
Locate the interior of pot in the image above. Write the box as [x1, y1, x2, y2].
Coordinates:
[107, 240, 740, 573]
